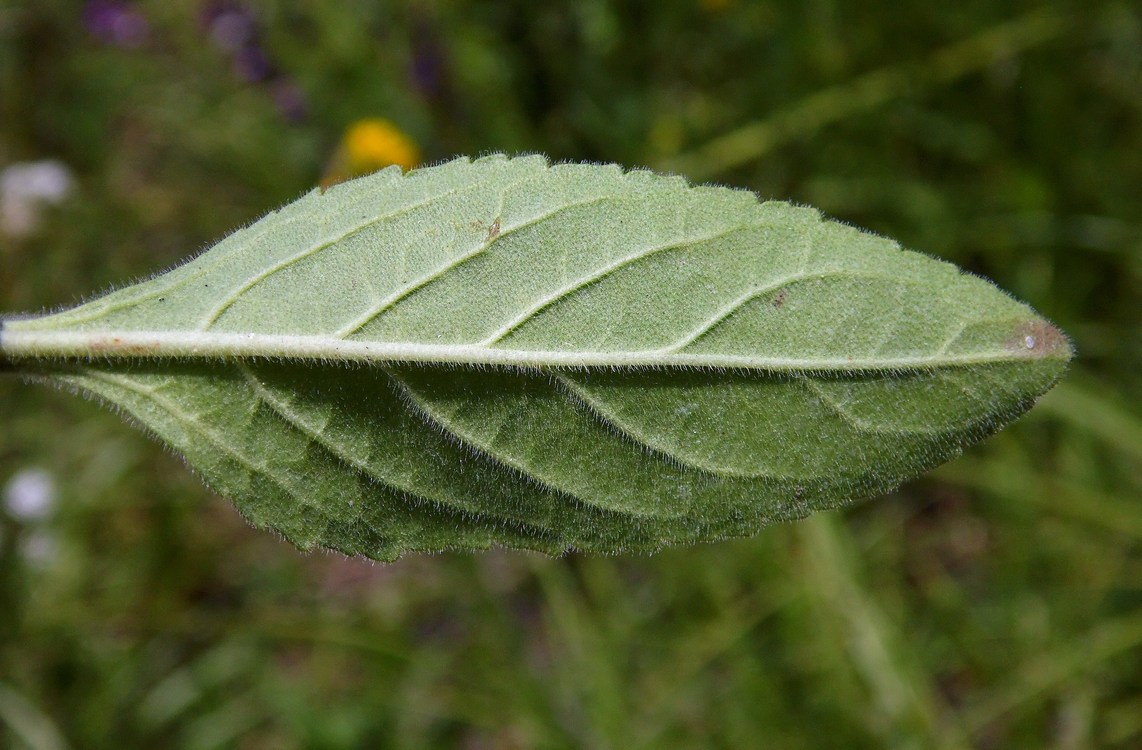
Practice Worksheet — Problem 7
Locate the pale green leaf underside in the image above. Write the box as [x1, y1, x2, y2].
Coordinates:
[0, 155, 1071, 559]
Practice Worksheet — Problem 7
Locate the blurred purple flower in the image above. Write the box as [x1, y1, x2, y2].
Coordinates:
[409, 19, 447, 100]
[271, 79, 308, 122]
[205, 6, 258, 52]
[233, 44, 273, 82]
[198, 1, 307, 122]
[410, 43, 442, 98]
[83, 0, 149, 48]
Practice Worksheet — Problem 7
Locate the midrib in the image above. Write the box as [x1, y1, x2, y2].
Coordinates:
[0, 328, 1049, 372]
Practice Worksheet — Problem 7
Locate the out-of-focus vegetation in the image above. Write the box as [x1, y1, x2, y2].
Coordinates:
[0, 1, 1139, 747]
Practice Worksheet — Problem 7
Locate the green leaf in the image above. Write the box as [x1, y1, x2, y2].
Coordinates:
[0, 155, 1071, 559]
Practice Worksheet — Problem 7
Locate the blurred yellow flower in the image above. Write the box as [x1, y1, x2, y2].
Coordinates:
[323, 118, 420, 187]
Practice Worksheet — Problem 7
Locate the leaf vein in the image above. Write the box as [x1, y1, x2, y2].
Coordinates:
[555, 374, 775, 481]
[199, 167, 540, 331]
[666, 270, 927, 352]
[386, 370, 682, 519]
[335, 191, 619, 338]
[78, 369, 335, 526]
[481, 222, 762, 345]
[235, 363, 557, 537]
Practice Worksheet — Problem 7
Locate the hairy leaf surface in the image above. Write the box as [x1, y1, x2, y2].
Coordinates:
[0, 155, 1071, 558]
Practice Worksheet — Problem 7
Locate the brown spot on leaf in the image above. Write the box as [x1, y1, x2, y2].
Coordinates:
[772, 289, 787, 310]
[486, 216, 501, 242]
[88, 336, 159, 356]
[1006, 320, 1072, 359]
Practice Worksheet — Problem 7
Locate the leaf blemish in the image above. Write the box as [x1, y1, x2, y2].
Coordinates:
[89, 336, 158, 356]
[772, 290, 787, 309]
[486, 216, 501, 243]
[1007, 320, 1070, 358]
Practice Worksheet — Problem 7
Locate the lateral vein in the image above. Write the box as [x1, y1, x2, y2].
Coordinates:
[71, 369, 327, 517]
[199, 169, 541, 331]
[335, 192, 617, 338]
[554, 374, 772, 479]
[481, 222, 761, 345]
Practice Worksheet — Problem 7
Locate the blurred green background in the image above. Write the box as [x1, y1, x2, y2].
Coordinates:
[1, 1, 1140, 747]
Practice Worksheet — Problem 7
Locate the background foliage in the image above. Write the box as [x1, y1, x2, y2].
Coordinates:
[0, 1, 1139, 748]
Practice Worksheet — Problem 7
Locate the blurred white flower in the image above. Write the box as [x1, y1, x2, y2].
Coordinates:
[0, 159, 75, 238]
[4, 467, 57, 521]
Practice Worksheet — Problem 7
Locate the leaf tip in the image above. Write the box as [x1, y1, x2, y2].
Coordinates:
[1008, 319, 1073, 362]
